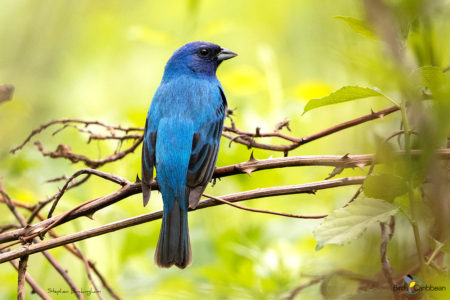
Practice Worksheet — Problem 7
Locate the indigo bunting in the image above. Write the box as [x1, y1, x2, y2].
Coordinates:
[141, 42, 237, 268]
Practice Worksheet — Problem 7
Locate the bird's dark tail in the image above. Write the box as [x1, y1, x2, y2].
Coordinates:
[155, 198, 192, 269]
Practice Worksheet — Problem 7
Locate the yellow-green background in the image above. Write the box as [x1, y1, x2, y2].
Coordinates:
[0, 0, 449, 299]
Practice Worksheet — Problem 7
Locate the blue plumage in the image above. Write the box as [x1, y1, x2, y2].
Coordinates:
[141, 42, 237, 268]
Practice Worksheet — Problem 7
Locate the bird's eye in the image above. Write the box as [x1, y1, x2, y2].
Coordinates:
[199, 48, 209, 56]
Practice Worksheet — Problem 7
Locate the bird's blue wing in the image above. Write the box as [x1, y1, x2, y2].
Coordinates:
[187, 85, 227, 208]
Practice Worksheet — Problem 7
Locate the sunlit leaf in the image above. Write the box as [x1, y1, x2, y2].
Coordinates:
[334, 16, 376, 39]
[314, 198, 398, 250]
[302, 86, 387, 115]
[362, 174, 408, 202]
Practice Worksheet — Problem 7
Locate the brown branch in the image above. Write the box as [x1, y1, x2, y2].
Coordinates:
[224, 105, 400, 153]
[11, 105, 399, 171]
[0, 179, 28, 226]
[10, 119, 143, 154]
[9, 259, 52, 300]
[17, 255, 28, 300]
[286, 278, 322, 300]
[204, 193, 327, 219]
[53, 124, 141, 143]
[48, 169, 131, 218]
[33, 134, 143, 168]
[0, 176, 365, 263]
[380, 221, 401, 300]
[1, 183, 120, 299]
[46, 226, 122, 300]
[0, 224, 21, 233]
[27, 174, 91, 224]
[73, 245, 104, 300]
[1, 179, 85, 299]
[41, 250, 85, 300]
[214, 149, 450, 177]
[287, 269, 383, 299]
[1, 149, 449, 245]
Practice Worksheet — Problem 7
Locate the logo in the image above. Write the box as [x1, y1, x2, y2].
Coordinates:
[401, 274, 421, 295]
[393, 274, 447, 295]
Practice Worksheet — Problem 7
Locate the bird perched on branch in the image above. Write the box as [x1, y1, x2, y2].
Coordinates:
[141, 42, 237, 268]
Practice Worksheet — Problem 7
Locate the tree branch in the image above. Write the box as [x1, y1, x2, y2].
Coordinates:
[0, 179, 86, 299]
[0, 176, 365, 263]
[1, 149, 449, 246]
[224, 105, 399, 154]
[17, 255, 28, 300]
[9, 258, 51, 300]
[10, 119, 143, 154]
[380, 221, 401, 300]
[204, 193, 327, 219]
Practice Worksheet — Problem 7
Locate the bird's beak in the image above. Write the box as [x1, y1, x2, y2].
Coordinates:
[217, 48, 237, 61]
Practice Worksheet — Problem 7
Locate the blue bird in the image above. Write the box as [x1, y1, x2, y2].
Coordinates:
[141, 42, 237, 268]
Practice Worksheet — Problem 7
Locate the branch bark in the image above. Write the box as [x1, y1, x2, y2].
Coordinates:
[1, 149, 449, 246]
[223, 105, 400, 154]
[17, 255, 28, 300]
[0, 176, 365, 263]
[9, 259, 51, 300]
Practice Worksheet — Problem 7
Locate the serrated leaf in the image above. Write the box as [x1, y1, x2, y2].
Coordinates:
[302, 86, 386, 115]
[334, 16, 376, 40]
[362, 174, 408, 202]
[314, 198, 398, 250]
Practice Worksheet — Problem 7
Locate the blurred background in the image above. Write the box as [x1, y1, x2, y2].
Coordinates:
[0, 0, 449, 299]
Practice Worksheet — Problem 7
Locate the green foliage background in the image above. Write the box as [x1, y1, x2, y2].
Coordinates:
[0, 0, 449, 299]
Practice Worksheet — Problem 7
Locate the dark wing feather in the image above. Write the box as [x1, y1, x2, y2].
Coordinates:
[142, 130, 157, 206]
[187, 86, 227, 208]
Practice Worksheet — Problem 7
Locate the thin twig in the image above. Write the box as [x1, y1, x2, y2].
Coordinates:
[224, 105, 399, 153]
[0, 224, 21, 233]
[380, 222, 401, 300]
[286, 278, 323, 300]
[27, 174, 91, 224]
[33, 135, 143, 169]
[11, 119, 143, 154]
[43, 224, 122, 300]
[9, 259, 52, 300]
[73, 245, 103, 300]
[48, 169, 131, 218]
[1, 180, 86, 299]
[17, 255, 29, 300]
[41, 250, 85, 300]
[36, 213, 121, 299]
[203, 193, 327, 219]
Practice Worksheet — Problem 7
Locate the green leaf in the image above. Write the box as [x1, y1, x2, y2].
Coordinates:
[302, 86, 389, 115]
[334, 16, 376, 39]
[314, 198, 398, 250]
[362, 174, 408, 202]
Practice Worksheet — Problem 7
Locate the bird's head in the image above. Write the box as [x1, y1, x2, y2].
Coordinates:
[163, 41, 237, 79]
